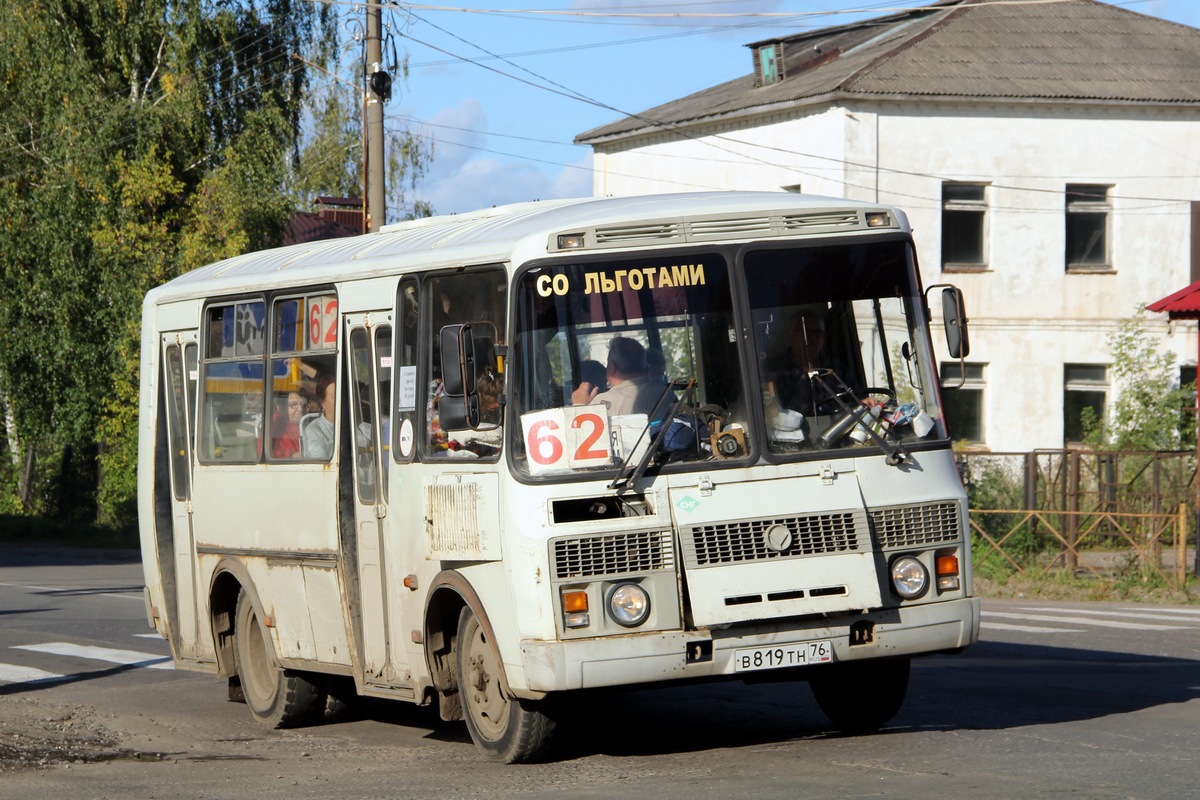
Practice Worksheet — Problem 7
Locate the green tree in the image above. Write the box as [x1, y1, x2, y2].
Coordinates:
[291, 58, 434, 221]
[1085, 305, 1195, 450]
[0, 0, 338, 528]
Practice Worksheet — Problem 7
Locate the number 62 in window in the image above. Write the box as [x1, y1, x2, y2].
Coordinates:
[521, 407, 613, 474]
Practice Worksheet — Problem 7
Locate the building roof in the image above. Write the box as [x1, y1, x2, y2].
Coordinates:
[282, 211, 362, 246]
[1148, 280, 1200, 320]
[313, 196, 363, 208]
[577, 0, 1200, 145]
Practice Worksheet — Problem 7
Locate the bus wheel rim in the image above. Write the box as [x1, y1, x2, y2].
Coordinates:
[464, 619, 510, 740]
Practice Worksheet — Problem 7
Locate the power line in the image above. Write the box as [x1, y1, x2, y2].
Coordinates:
[385, 122, 726, 194]
[401, 1, 1081, 20]
[395, 2, 1200, 212]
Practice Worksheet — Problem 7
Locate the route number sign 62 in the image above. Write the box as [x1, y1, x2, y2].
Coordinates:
[521, 407, 613, 474]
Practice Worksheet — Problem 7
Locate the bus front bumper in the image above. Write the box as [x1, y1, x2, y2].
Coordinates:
[516, 596, 980, 694]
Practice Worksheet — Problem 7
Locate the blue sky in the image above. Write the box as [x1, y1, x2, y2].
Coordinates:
[366, 1, 1200, 217]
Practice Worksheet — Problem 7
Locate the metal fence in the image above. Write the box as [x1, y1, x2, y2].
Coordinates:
[959, 450, 1198, 589]
[970, 507, 1191, 588]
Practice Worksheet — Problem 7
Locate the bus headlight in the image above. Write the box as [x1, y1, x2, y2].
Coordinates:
[889, 556, 928, 599]
[607, 583, 650, 627]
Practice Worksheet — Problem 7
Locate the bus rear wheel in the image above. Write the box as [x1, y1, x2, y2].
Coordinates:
[234, 589, 321, 728]
[809, 656, 910, 733]
[456, 606, 556, 763]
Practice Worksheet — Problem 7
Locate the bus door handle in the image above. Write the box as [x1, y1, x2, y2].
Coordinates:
[374, 504, 387, 519]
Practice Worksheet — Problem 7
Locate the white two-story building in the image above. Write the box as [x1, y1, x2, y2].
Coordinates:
[576, 0, 1200, 452]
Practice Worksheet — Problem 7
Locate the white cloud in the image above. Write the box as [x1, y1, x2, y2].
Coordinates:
[549, 153, 594, 199]
[427, 158, 541, 212]
[414, 101, 595, 215]
[421, 98, 489, 178]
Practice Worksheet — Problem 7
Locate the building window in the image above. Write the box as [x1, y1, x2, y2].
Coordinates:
[1180, 365, 1197, 447]
[940, 362, 985, 444]
[941, 183, 987, 270]
[1064, 363, 1108, 444]
[1066, 184, 1111, 271]
[753, 43, 784, 87]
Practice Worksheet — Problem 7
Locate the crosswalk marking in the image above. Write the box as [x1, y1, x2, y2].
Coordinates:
[983, 610, 1192, 631]
[0, 580, 143, 602]
[1015, 606, 1200, 623]
[1118, 606, 1200, 617]
[981, 604, 1200, 636]
[980, 621, 1084, 633]
[0, 664, 65, 684]
[12, 643, 174, 670]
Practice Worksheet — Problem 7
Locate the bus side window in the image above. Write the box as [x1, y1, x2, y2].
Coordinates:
[268, 294, 337, 462]
[163, 343, 190, 499]
[393, 278, 419, 462]
[424, 268, 506, 458]
[200, 301, 266, 463]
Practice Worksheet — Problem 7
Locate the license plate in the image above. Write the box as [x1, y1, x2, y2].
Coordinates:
[732, 640, 832, 672]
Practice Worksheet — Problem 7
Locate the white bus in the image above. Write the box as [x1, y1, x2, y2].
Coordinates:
[138, 191, 979, 762]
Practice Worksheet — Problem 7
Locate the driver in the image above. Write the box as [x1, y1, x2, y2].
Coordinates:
[571, 337, 666, 417]
[764, 308, 846, 416]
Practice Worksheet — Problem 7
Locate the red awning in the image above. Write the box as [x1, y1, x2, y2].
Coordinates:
[1148, 279, 1200, 320]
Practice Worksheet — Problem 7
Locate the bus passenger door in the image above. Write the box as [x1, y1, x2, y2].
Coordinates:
[161, 332, 203, 661]
[344, 313, 403, 684]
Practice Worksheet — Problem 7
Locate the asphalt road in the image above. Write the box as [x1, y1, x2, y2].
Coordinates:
[2, 547, 1198, 799]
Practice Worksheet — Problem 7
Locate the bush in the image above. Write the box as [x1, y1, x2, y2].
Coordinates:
[961, 456, 1039, 579]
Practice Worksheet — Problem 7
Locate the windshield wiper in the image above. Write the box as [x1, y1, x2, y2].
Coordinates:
[809, 370, 910, 467]
[608, 379, 696, 494]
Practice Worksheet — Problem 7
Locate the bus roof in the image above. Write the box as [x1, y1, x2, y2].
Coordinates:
[146, 191, 906, 304]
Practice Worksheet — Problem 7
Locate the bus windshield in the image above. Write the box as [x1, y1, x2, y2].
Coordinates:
[510, 237, 946, 478]
[512, 253, 745, 477]
[744, 238, 946, 457]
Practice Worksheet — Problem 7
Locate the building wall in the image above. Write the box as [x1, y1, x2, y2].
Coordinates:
[590, 99, 1200, 451]
[592, 106, 852, 199]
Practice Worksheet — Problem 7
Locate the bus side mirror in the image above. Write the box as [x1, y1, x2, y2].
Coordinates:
[440, 324, 473, 396]
[439, 394, 473, 432]
[439, 322, 497, 430]
[941, 286, 970, 359]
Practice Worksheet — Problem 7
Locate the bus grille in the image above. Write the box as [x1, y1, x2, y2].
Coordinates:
[552, 531, 675, 579]
[594, 222, 679, 245]
[780, 211, 860, 230]
[869, 501, 961, 549]
[584, 210, 880, 249]
[680, 511, 869, 567]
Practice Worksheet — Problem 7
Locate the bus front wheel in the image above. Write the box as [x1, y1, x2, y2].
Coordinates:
[456, 606, 556, 763]
[234, 589, 321, 728]
[809, 656, 910, 733]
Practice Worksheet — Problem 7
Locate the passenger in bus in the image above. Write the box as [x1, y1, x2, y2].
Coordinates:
[435, 369, 503, 458]
[301, 374, 337, 459]
[271, 390, 306, 458]
[302, 374, 376, 460]
[570, 337, 670, 418]
[579, 359, 607, 395]
[477, 368, 504, 427]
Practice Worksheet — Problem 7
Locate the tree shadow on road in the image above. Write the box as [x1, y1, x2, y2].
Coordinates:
[537, 640, 1200, 759]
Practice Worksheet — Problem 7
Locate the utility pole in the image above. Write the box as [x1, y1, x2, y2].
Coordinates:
[365, 0, 391, 232]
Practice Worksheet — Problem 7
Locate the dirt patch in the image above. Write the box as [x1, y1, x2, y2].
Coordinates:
[0, 696, 148, 773]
